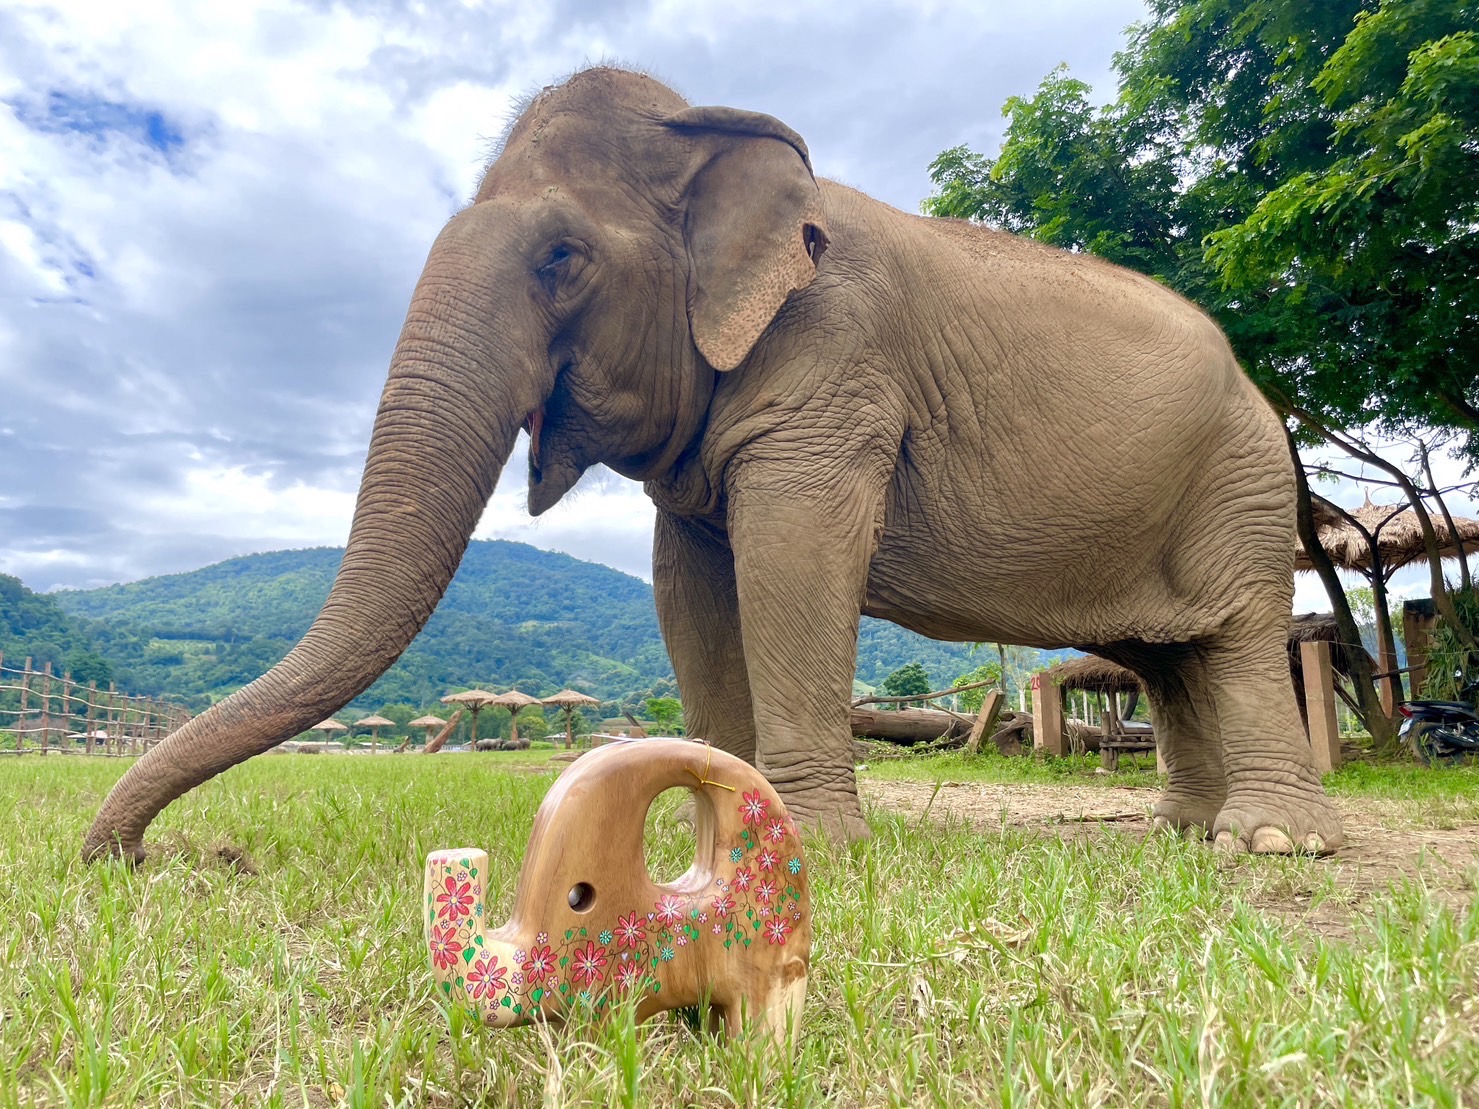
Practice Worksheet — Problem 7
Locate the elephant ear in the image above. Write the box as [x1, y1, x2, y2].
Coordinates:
[665, 107, 830, 372]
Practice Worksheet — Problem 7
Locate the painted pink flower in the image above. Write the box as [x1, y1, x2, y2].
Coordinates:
[465, 953, 507, 1000]
[733, 866, 754, 891]
[614, 910, 647, 949]
[616, 961, 643, 991]
[571, 940, 608, 987]
[654, 894, 685, 926]
[429, 924, 462, 971]
[436, 875, 474, 921]
[765, 819, 788, 843]
[522, 944, 555, 984]
[755, 878, 777, 904]
[765, 916, 792, 945]
[739, 789, 770, 825]
[712, 893, 735, 918]
[712, 923, 723, 935]
[677, 933, 689, 947]
[758, 848, 778, 872]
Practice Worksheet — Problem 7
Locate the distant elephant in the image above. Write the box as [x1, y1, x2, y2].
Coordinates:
[85, 67, 1341, 861]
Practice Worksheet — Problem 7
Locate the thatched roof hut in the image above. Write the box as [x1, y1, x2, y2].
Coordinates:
[1296, 496, 1479, 578]
[543, 689, 601, 749]
[491, 690, 543, 743]
[315, 718, 347, 733]
[441, 689, 501, 747]
[1041, 655, 1144, 694]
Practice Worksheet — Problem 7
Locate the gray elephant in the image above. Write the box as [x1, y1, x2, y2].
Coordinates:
[85, 67, 1341, 861]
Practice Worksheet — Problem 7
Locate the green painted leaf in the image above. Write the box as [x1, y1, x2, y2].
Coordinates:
[441, 981, 452, 995]
[531, 988, 544, 1002]
[501, 995, 512, 1008]
[469, 867, 477, 877]
[559, 957, 569, 968]
[462, 948, 475, 963]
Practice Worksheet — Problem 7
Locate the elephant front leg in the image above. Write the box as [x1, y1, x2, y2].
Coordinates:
[725, 463, 886, 842]
[653, 510, 758, 763]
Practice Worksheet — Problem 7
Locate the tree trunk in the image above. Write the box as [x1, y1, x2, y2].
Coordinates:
[849, 706, 966, 744]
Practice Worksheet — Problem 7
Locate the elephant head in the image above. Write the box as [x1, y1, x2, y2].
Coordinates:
[83, 68, 829, 861]
[424, 739, 810, 1045]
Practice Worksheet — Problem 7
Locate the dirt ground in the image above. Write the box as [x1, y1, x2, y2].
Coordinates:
[861, 778, 1479, 938]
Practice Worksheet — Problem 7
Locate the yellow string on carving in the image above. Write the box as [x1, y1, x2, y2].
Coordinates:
[686, 739, 736, 792]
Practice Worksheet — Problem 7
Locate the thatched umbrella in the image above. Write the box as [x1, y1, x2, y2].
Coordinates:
[1295, 496, 1479, 580]
[441, 689, 500, 748]
[491, 690, 543, 744]
[1041, 655, 1144, 695]
[354, 714, 395, 754]
[542, 689, 601, 749]
[406, 714, 446, 750]
[315, 718, 347, 737]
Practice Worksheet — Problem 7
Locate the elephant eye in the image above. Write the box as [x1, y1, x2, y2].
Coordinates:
[536, 244, 575, 294]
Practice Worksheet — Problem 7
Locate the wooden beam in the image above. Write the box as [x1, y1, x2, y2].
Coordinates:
[964, 690, 1006, 755]
[1300, 640, 1341, 774]
[1030, 673, 1065, 757]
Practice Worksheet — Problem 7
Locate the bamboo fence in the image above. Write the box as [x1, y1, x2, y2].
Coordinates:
[0, 652, 190, 755]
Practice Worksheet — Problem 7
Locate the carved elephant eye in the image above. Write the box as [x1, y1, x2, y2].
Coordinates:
[568, 882, 595, 912]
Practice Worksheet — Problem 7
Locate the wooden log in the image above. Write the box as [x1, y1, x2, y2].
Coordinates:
[964, 690, 1006, 755]
[422, 709, 465, 754]
[849, 706, 965, 745]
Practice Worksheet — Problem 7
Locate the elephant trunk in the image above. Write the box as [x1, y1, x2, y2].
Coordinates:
[84, 207, 538, 862]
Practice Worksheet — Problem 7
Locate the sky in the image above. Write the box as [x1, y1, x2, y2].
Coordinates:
[0, 0, 1473, 614]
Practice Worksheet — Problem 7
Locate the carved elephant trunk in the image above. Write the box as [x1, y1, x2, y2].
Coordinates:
[425, 738, 811, 1045]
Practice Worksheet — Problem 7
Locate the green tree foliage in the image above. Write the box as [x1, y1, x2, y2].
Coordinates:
[951, 663, 1003, 714]
[925, 0, 1478, 448]
[645, 697, 684, 735]
[881, 662, 932, 701]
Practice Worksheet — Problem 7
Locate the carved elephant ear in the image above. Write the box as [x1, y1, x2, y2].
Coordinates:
[665, 106, 830, 372]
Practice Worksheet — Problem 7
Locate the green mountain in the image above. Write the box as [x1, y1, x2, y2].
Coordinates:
[52, 540, 1017, 712]
[0, 574, 115, 684]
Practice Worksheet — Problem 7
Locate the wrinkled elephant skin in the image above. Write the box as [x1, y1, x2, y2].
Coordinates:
[85, 67, 1341, 862]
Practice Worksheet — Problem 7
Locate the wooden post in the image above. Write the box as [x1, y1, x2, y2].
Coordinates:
[61, 672, 74, 753]
[106, 683, 118, 755]
[17, 657, 31, 753]
[965, 689, 1006, 755]
[1300, 640, 1341, 774]
[1376, 634, 1401, 717]
[39, 662, 53, 754]
[1030, 672, 1065, 756]
[1402, 599, 1438, 700]
[85, 682, 99, 755]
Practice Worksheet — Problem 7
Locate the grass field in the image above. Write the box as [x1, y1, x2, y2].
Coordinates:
[2, 751, 1478, 1106]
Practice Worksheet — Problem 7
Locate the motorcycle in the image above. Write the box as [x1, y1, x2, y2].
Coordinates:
[1399, 676, 1479, 765]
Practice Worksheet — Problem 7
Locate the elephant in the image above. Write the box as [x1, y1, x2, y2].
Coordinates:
[84, 66, 1342, 862]
[425, 738, 810, 1045]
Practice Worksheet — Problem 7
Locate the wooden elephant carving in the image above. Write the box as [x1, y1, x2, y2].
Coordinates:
[424, 738, 811, 1046]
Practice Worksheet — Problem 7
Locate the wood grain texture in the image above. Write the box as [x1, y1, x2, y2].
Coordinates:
[425, 737, 810, 1048]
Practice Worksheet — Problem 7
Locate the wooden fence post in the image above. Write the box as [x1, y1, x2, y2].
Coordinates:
[61, 671, 74, 754]
[1300, 640, 1341, 774]
[85, 681, 99, 755]
[39, 662, 53, 754]
[106, 683, 118, 755]
[17, 657, 31, 753]
[1030, 672, 1066, 757]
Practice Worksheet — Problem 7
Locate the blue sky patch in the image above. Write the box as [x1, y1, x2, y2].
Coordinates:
[12, 90, 185, 155]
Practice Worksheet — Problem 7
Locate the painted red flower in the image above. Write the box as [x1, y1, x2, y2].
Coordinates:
[733, 866, 754, 891]
[522, 944, 555, 984]
[429, 923, 462, 971]
[765, 916, 792, 945]
[712, 892, 735, 918]
[614, 911, 647, 949]
[465, 952, 507, 1000]
[758, 848, 778, 872]
[436, 875, 474, 921]
[571, 940, 608, 987]
[654, 894, 685, 926]
[755, 878, 777, 905]
[616, 960, 644, 992]
[740, 789, 770, 825]
[765, 818, 788, 843]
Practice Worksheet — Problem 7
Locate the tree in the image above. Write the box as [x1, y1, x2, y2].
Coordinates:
[881, 662, 931, 703]
[951, 663, 1002, 714]
[645, 697, 684, 735]
[925, 0, 1479, 747]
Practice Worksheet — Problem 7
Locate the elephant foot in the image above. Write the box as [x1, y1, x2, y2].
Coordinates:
[781, 786, 871, 843]
[1151, 793, 1221, 839]
[1211, 790, 1343, 856]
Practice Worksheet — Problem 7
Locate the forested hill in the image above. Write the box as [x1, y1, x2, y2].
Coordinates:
[53, 541, 999, 711]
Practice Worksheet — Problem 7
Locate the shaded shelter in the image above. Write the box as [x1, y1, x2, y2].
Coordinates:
[491, 690, 543, 744]
[441, 689, 501, 748]
[543, 689, 601, 749]
[315, 718, 347, 738]
[404, 714, 446, 751]
[355, 714, 395, 754]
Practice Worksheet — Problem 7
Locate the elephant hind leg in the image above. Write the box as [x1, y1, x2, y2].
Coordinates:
[1099, 641, 1225, 836]
[1198, 606, 1343, 854]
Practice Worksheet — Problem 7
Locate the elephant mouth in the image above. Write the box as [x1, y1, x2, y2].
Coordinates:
[524, 395, 586, 516]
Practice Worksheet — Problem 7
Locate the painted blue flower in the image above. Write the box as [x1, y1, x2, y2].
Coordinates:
[660, 946, 675, 962]
[788, 858, 802, 875]
[599, 930, 613, 945]
[729, 847, 744, 863]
